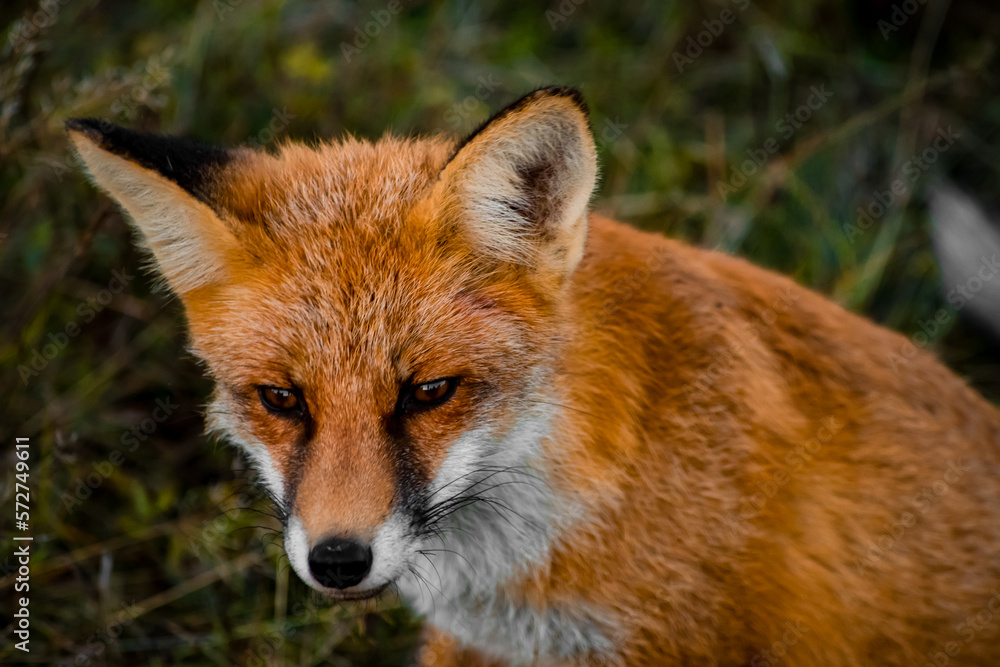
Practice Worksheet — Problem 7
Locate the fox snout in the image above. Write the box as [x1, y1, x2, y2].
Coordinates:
[285, 508, 406, 599]
[282, 424, 412, 596]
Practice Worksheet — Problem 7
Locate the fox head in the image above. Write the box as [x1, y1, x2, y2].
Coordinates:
[68, 87, 597, 601]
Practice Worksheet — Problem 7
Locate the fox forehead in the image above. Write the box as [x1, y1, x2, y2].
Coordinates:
[190, 269, 541, 396]
[215, 134, 456, 232]
[178, 133, 560, 389]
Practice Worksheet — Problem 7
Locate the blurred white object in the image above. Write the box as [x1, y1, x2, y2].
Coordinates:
[928, 181, 1000, 340]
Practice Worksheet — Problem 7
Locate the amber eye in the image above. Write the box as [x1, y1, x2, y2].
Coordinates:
[258, 386, 303, 414]
[407, 378, 458, 410]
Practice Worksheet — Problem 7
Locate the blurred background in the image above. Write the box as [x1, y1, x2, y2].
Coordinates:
[2, 0, 999, 664]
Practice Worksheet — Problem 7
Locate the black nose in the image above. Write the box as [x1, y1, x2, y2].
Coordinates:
[308, 537, 373, 589]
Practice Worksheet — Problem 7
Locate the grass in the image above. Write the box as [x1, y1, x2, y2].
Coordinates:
[1, 0, 999, 664]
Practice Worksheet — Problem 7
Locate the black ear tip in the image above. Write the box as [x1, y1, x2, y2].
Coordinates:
[65, 118, 119, 143]
[65, 117, 94, 132]
[64, 119, 232, 203]
[527, 86, 589, 116]
[446, 86, 592, 163]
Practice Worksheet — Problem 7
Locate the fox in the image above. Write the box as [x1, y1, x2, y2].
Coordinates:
[67, 86, 1000, 666]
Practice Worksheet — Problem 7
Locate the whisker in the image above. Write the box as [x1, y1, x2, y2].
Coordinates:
[418, 547, 477, 578]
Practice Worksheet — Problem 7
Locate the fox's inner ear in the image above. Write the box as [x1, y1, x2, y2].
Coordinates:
[66, 119, 242, 296]
[433, 86, 598, 284]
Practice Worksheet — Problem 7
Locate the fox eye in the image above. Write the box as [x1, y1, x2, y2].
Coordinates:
[258, 386, 303, 415]
[406, 378, 458, 410]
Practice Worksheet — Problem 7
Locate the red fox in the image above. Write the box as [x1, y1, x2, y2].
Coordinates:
[68, 87, 1000, 666]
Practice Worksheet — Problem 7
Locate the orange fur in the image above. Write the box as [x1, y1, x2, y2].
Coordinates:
[68, 88, 1000, 666]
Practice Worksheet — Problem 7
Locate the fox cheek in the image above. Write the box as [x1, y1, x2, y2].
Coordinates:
[210, 404, 291, 507]
[243, 444, 288, 506]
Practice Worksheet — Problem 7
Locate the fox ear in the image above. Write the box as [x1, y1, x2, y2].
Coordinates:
[434, 86, 598, 283]
[66, 119, 241, 295]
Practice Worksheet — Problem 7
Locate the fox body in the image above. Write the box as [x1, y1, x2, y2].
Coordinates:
[69, 88, 1000, 666]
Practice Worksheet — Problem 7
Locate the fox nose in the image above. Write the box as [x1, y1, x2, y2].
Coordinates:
[308, 537, 373, 589]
